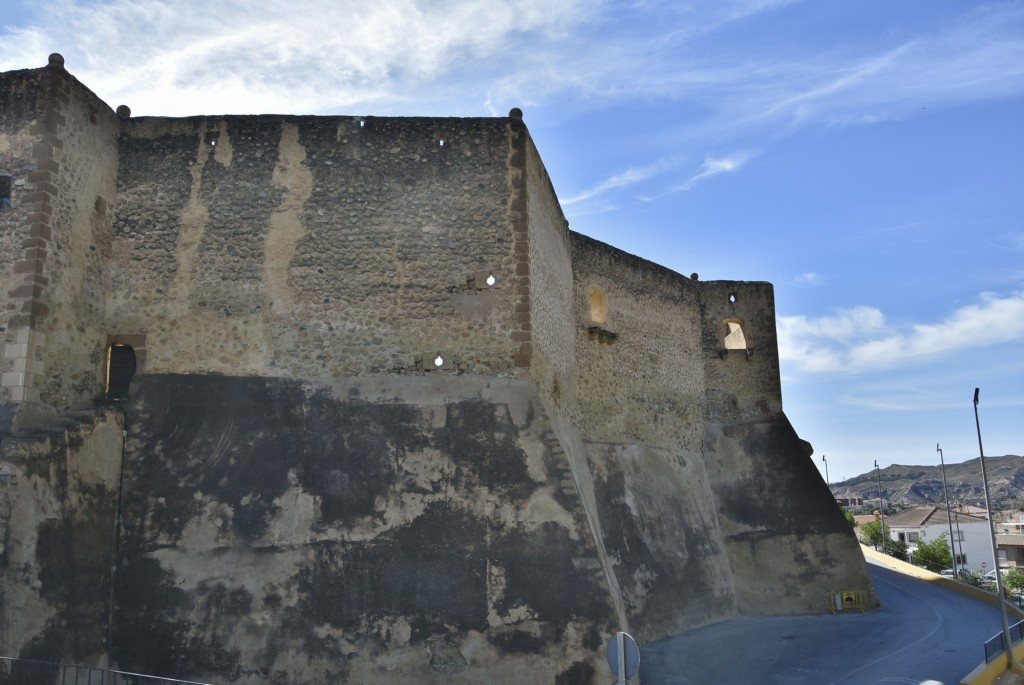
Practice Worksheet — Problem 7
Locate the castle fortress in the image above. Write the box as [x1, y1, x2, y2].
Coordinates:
[0, 55, 873, 684]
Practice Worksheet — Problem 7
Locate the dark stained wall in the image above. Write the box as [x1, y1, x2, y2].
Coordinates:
[0, 410, 124, 663]
[110, 374, 615, 684]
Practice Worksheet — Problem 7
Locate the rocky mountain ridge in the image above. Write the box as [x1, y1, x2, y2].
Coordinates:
[830, 455, 1024, 510]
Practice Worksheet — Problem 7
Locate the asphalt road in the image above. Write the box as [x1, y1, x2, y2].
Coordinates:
[639, 559, 1008, 685]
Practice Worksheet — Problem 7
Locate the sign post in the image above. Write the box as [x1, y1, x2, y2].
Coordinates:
[606, 631, 640, 684]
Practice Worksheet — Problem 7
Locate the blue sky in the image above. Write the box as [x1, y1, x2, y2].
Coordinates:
[2, 0, 1021, 482]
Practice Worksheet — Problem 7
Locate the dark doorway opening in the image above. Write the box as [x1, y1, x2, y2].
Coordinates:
[0, 173, 12, 210]
[106, 344, 136, 401]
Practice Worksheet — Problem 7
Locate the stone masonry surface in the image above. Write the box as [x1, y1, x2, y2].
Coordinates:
[0, 56, 876, 684]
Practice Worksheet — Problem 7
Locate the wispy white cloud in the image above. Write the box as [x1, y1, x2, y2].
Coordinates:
[3, 0, 1020, 127]
[561, 159, 676, 206]
[839, 380, 1024, 412]
[779, 291, 1024, 374]
[674, 153, 752, 191]
[635, 152, 754, 202]
[0, 0, 594, 116]
[840, 393, 963, 413]
[795, 272, 822, 285]
[562, 201, 622, 220]
[1004, 232, 1024, 252]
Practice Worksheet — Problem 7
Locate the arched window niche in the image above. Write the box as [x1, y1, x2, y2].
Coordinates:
[586, 285, 617, 343]
[722, 318, 747, 350]
[588, 285, 607, 325]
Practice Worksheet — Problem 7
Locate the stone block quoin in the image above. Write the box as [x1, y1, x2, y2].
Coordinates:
[508, 112, 532, 368]
[2, 55, 70, 402]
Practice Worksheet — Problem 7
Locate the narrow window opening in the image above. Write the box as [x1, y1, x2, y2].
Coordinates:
[728, 292, 737, 303]
[723, 318, 747, 350]
[486, 274, 495, 287]
[106, 344, 137, 401]
[589, 285, 607, 325]
[434, 355, 444, 367]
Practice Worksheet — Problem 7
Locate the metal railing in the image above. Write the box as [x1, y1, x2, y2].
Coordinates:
[984, 620, 1024, 663]
[0, 657, 213, 685]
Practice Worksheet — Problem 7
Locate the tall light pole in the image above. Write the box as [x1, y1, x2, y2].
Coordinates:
[974, 388, 1018, 671]
[937, 443, 957, 577]
[953, 499, 964, 570]
[822, 454, 829, 487]
[875, 460, 887, 554]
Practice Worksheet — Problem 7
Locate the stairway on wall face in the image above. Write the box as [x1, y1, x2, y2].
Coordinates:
[539, 430, 609, 591]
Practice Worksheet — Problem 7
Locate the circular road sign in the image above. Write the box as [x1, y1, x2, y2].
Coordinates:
[606, 631, 640, 680]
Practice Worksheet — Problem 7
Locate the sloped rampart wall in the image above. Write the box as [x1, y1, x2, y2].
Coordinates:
[110, 374, 615, 685]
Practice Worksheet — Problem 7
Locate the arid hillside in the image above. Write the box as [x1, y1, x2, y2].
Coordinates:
[832, 455, 1024, 510]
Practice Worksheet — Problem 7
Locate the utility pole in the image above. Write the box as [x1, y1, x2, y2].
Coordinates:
[953, 500, 964, 571]
[822, 454, 829, 487]
[937, 443, 957, 577]
[875, 460, 887, 554]
[974, 388, 1019, 672]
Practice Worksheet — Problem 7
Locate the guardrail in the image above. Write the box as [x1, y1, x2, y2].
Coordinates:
[983, 620, 1024, 663]
[0, 656, 213, 685]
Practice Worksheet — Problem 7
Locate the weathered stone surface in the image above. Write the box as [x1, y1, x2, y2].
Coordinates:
[109, 374, 614, 684]
[0, 409, 123, 662]
[0, 58, 876, 684]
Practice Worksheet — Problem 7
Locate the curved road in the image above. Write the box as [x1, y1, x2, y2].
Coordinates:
[639, 559, 1008, 685]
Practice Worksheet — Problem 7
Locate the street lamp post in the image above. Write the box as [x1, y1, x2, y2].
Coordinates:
[822, 454, 829, 487]
[974, 388, 1019, 672]
[875, 460, 887, 554]
[937, 443, 958, 577]
[954, 499, 964, 570]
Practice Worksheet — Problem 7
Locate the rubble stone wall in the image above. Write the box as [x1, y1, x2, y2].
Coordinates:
[0, 60, 120, 409]
[0, 58, 877, 684]
[0, 69, 44, 368]
[106, 114, 522, 379]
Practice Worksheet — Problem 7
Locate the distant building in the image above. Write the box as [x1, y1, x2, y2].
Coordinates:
[836, 497, 864, 508]
[956, 504, 989, 519]
[854, 514, 878, 529]
[996, 514, 1024, 569]
[884, 506, 990, 572]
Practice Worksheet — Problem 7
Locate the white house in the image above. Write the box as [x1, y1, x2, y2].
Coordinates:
[884, 506, 991, 572]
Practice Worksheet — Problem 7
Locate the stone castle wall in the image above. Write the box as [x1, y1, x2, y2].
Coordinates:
[106, 113, 521, 379]
[0, 69, 43, 359]
[0, 58, 120, 409]
[0, 57, 876, 684]
[0, 410, 125, 662]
